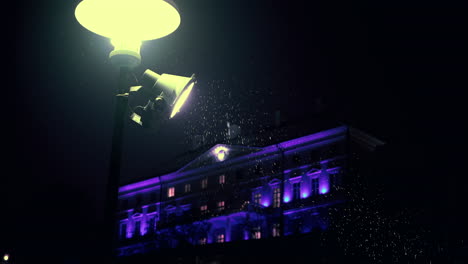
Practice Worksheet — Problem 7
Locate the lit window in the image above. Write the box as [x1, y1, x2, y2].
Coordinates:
[199, 237, 207, 245]
[254, 192, 262, 205]
[273, 187, 281, 208]
[312, 178, 319, 195]
[200, 204, 208, 214]
[253, 227, 261, 239]
[272, 223, 280, 237]
[167, 187, 175, 198]
[217, 201, 225, 211]
[219, 174, 225, 184]
[184, 183, 191, 193]
[201, 178, 208, 189]
[216, 233, 225, 243]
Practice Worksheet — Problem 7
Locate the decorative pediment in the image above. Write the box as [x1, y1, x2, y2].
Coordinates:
[164, 205, 176, 212]
[177, 144, 262, 173]
[268, 178, 282, 185]
[306, 168, 320, 174]
[132, 213, 142, 218]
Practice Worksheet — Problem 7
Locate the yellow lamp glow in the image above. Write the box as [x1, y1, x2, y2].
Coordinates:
[75, 0, 181, 66]
[170, 82, 194, 118]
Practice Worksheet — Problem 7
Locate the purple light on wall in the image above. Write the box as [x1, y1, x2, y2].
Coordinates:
[283, 181, 292, 203]
[320, 187, 329, 194]
[278, 126, 346, 149]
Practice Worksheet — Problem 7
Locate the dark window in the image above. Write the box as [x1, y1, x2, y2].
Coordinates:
[148, 218, 155, 234]
[312, 178, 319, 195]
[134, 221, 141, 237]
[120, 223, 127, 239]
[293, 182, 300, 200]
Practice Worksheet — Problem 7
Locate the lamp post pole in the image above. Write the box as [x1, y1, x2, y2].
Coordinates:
[104, 66, 131, 262]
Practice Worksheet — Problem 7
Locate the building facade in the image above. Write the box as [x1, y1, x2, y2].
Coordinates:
[116, 125, 383, 257]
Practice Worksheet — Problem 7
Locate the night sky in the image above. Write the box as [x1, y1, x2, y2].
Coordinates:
[5, 0, 466, 262]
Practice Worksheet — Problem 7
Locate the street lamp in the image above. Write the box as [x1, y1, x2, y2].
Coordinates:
[130, 69, 196, 129]
[74, 0, 195, 261]
[75, 0, 181, 68]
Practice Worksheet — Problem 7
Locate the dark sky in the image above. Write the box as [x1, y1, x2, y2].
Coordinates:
[5, 0, 466, 262]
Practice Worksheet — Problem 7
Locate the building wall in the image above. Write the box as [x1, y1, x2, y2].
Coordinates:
[116, 126, 357, 256]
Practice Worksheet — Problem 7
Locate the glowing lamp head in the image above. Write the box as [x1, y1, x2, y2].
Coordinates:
[75, 0, 180, 40]
[170, 82, 194, 118]
[75, 0, 181, 66]
[3, 254, 9, 261]
[213, 146, 229, 162]
[130, 70, 196, 127]
[301, 192, 309, 198]
[283, 196, 291, 203]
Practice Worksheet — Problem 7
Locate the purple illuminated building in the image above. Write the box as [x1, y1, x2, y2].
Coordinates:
[116, 125, 384, 257]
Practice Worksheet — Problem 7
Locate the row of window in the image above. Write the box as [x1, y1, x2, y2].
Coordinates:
[252, 178, 322, 207]
[120, 218, 281, 242]
[167, 175, 225, 198]
[196, 224, 280, 245]
[253, 188, 281, 208]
